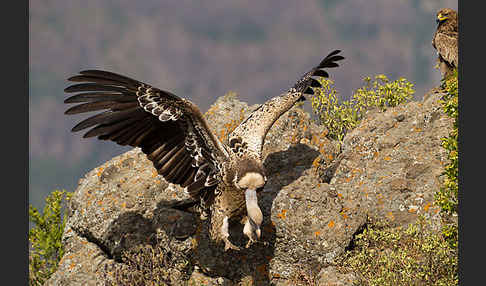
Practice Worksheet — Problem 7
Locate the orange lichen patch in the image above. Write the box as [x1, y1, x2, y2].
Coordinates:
[327, 154, 334, 161]
[277, 209, 287, 219]
[337, 193, 343, 198]
[271, 221, 276, 227]
[408, 206, 418, 213]
[423, 202, 432, 212]
[69, 263, 76, 270]
[121, 202, 127, 209]
[414, 127, 422, 132]
[155, 180, 161, 184]
[312, 157, 321, 168]
[328, 220, 335, 228]
[256, 264, 267, 274]
[345, 177, 352, 183]
[314, 231, 321, 237]
[96, 167, 104, 177]
[295, 160, 307, 166]
[290, 133, 299, 144]
[373, 151, 379, 159]
[167, 214, 181, 222]
[191, 238, 198, 249]
[151, 169, 158, 178]
[97, 200, 103, 206]
[383, 156, 392, 161]
[340, 212, 349, 219]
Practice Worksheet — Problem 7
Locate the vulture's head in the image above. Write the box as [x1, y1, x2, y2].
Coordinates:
[436, 8, 456, 24]
[235, 168, 266, 241]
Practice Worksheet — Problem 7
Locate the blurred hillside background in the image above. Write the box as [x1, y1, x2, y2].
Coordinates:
[29, 0, 457, 210]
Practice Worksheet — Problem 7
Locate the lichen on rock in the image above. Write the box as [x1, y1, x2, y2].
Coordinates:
[46, 90, 452, 285]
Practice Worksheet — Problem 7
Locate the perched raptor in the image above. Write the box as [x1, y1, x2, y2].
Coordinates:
[432, 8, 458, 78]
[64, 50, 344, 251]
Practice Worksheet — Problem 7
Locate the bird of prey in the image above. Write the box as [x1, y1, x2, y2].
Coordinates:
[64, 49, 344, 251]
[432, 8, 458, 78]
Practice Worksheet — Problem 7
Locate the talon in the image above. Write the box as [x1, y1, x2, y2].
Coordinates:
[224, 239, 240, 251]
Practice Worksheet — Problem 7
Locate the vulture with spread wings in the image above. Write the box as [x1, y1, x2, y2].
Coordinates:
[432, 8, 458, 78]
[64, 50, 344, 251]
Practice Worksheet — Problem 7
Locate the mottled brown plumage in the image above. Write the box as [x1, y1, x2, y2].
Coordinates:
[64, 50, 344, 251]
[432, 8, 458, 78]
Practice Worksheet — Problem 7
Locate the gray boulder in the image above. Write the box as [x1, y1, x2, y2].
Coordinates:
[46, 91, 451, 285]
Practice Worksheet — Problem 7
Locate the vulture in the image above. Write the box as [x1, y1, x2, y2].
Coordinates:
[64, 49, 344, 251]
[432, 8, 458, 78]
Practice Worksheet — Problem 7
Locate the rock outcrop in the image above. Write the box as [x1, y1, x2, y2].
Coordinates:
[46, 91, 451, 285]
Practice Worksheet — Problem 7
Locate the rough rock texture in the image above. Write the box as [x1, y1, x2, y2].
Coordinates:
[317, 92, 452, 230]
[46, 91, 451, 285]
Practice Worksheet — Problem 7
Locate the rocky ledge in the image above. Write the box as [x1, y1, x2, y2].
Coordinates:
[46, 90, 452, 285]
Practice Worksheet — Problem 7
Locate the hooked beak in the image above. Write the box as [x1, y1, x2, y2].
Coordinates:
[437, 14, 448, 24]
[255, 228, 261, 239]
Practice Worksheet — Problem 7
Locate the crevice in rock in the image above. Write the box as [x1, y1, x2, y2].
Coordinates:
[319, 153, 345, 183]
[71, 226, 116, 261]
[344, 219, 368, 253]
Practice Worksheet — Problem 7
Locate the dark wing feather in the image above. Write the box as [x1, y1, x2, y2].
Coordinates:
[64, 70, 229, 199]
[228, 50, 344, 158]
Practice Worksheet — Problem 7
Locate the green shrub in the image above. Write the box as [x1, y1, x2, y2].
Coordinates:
[340, 217, 458, 286]
[435, 69, 458, 249]
[29, 190, 72, 286]
[310, 74, 414, 143]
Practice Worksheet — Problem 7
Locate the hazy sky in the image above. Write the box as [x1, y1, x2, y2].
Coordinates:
[29, 0, 458, 209]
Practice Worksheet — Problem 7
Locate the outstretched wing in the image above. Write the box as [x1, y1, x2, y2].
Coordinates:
[433, 31, 458, 68]
[64, 70, 230, 198]
[228, 50, 344, 158]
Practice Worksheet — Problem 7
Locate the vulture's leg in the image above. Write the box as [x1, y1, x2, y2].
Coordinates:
[221, 216, 240, 251]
